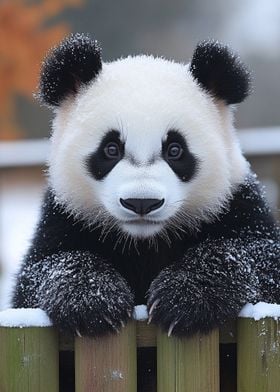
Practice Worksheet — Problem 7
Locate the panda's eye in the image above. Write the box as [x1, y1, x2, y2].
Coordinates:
[167, 142, 183, 160]
[104, 142, 120, 159]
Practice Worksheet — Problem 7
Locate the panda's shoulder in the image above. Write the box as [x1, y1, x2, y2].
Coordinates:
[230, 172, 269, 214]
[194, 171, 275, 242]
[209, 172, 276, 239]
[29, 188, 86, 254]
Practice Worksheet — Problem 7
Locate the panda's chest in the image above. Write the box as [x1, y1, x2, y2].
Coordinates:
[94, 236, 192, 303]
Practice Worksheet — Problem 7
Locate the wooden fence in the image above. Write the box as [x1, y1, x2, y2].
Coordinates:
[0, 317, 280, 392]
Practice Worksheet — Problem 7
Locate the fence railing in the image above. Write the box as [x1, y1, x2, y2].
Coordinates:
[0, 318, 280, 392]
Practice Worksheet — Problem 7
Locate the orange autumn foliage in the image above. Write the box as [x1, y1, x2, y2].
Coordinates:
[0, 0, 84, 140]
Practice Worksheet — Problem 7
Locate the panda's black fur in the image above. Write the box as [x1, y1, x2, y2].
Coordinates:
[190, 40, 251, 104]
[13, 174, 279, 336]
[39, 33, 102, 107]
[13, 34, 279, 340]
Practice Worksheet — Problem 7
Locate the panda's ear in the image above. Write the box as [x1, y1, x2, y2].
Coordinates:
[190, 40, 251, 104]
[38, 33, 102, 107]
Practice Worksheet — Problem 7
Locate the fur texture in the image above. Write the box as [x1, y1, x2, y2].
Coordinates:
[39, 33, 102, 106]
[190, 40, 251, 104]
[12, 35, 279, 338]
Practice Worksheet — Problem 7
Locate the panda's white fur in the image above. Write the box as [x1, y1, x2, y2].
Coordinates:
[49, 55, 249, 238]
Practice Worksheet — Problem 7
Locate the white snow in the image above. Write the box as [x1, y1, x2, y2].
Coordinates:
[239, 302, 280, 321]
[0, 308, 52, 327]
[133, 305, 148, 320]
[0, 305, 148, 327]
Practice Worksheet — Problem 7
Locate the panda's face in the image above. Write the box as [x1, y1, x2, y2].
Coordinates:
[49, 55, 248, 240]
[85, 127, 196, 238]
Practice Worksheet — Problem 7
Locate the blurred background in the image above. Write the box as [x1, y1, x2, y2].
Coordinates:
[0, 0, 279, 307]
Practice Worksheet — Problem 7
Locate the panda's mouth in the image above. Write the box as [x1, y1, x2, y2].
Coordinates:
[121, 218, 164, 225]
[119, 218, 165, 238]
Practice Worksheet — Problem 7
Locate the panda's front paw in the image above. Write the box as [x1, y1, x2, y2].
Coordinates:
[39, 252, 134, 336]
[147, 264, 244, 337]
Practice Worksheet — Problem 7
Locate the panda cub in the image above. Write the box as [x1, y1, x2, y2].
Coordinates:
[13, 33, 280, 337]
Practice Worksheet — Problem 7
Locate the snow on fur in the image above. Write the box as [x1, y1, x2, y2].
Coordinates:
[0, 308, 52, 327]
[239, 302, 280, 321]
[12, 173, 280, 336]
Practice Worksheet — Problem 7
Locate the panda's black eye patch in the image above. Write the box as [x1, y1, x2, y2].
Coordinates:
[162, 130, 199, 182]
[86, 130, 124, 180]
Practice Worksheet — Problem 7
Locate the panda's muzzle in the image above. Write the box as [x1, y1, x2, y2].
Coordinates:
[120, 198, 164, 215]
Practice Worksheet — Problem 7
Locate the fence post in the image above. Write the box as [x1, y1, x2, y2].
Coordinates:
[237, 317, 280, 392]
[0, 326, 59, 392]
[157, 328, 220, 392]
[75, 321, 137, 392]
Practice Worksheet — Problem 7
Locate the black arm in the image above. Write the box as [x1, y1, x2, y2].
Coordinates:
[148, 174, 280, 336]
[12, 190, 135, 336]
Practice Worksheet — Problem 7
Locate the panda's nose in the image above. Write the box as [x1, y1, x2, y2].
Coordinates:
[120, 198, 164, 215]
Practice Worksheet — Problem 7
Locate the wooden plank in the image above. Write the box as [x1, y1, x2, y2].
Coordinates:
[75, 321, 137, 392]
[157, 328, 220, 392]
[237, 317, 280, 392]
[157, 331, 177, 391]
[60, 318, 237, 347]
[0, 327, 59, 392]
[60, 321, 157, 350]
[136, 321, 157, 347]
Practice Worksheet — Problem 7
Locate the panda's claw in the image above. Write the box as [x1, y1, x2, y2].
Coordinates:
[103, 315, 120, 332]
[167, 320, 178, 337]
[149, 298, 160, 315]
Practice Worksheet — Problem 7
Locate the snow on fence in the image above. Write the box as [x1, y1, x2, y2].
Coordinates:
[0, 306, 280, 392]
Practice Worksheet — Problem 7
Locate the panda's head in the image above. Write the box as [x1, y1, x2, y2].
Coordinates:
[39, 33, 250, 240]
